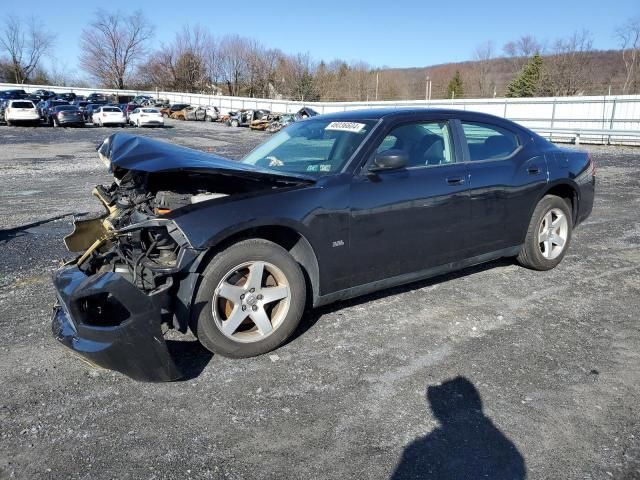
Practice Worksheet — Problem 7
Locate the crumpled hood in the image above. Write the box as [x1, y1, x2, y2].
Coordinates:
[97, 133, 315, 183]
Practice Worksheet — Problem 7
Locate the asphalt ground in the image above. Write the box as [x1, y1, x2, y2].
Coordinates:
[0, 120, 638, 479]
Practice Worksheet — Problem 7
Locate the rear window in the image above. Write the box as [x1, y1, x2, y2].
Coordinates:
[11, 101, 34, 108]
[56, 106, 77, 111]
[103, 107, 121, 112]
[142, 109, 158, 113]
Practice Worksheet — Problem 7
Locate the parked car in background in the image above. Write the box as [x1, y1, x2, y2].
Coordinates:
[50, 105, 85, 127]
[72, 100, 89, 113]
[54, 92, 77, 102]
[50, 108, 596, 381]
[0, 89, 27, 100]
[83, 104, 104, 122]
[86, 93, 109, 103]
[4, 99, 40, 126]
[0, 99, 7, 123]
[31, 89, 57, 101]
[40, 100, 71, 124]
[120, 103, 138, 121]
[128, 107, 164, 127]
[160, 103, 190, 118]
[132, 95, 154, 106]
[92, 106, 126, 127]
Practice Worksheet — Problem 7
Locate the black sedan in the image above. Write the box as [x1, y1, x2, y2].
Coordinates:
[51, 108, 595, 381]
[50, 105, 85, 127]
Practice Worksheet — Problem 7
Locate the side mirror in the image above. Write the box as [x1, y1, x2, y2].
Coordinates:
[369, 149, 408, 172]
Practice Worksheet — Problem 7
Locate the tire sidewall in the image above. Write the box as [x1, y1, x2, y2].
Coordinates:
[193, 239, 306, 358]
[523, 195, 573, 269]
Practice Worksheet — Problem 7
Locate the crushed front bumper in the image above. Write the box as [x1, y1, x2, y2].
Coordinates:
[51, 265, 182, 382]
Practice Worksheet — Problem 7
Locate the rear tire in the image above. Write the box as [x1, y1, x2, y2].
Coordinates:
[192, 239, 306, 358]
[517, 195, 572, 271]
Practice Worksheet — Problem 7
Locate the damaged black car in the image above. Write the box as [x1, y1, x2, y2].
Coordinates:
[51, 109, 595, 381]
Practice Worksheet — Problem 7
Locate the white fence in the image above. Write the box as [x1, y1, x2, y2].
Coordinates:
[2, 82, 640, 144]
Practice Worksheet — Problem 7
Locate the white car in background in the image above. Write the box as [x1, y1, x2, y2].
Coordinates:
[92, 106, 126, 127]
[129, 107, 164, 127]
[4, 99, 40, 126]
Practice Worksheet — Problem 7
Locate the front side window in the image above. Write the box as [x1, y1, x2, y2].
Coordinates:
[242, 119, 376, 176]
[375, 121, 454, 168]
[461, 122, 520, 161]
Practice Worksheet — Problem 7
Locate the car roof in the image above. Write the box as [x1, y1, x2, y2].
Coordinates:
[314, 107, 496, 121]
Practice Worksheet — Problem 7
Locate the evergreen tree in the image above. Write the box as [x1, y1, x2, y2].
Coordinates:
[506, 53, 545, 97]
[447, 71, 464, 99]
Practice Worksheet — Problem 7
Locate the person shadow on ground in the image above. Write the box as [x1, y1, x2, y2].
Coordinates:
[390, 376, 526, 480]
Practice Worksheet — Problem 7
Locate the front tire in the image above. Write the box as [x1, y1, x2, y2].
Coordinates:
[517, 195, 572, 271]
[192, 239, 306, 358]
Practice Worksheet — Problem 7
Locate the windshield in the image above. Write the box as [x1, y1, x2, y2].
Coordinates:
[241, 118, 376, 176]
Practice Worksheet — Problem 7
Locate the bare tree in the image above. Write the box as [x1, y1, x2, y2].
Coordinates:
[79, 10, 153, 89]
[218, 35, 251, 96]
[0, 15, 55, 84]
[616, 16, 640, 94]
[474, 41, 495, 97]
[545, 30, 594, 96]
[503, 35, 543, 73]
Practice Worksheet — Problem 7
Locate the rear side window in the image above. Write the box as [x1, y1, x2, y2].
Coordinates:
[461, 122, 520, 161]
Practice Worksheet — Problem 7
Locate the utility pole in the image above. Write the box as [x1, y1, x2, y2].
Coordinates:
[375, 72, 379, 101]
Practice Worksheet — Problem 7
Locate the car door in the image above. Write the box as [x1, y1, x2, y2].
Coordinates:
[459, 119, 548, 255]
[348, 118, 470, 286]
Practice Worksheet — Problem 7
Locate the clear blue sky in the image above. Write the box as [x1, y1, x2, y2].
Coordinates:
[8, 0, 640, 78]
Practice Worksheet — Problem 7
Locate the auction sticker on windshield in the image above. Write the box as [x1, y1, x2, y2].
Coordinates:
[325, 122, 367, 133]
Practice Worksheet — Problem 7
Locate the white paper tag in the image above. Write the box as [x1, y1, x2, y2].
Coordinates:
[325, 122, 366, 133]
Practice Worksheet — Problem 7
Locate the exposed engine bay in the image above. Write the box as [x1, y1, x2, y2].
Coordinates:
[65, 168, 297, 293]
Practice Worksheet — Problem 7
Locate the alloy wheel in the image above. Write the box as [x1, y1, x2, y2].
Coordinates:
[538, 208, 568, 260]
[212, 261, 291, 343]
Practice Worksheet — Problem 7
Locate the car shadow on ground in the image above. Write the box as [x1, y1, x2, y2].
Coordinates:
[168, 258, 514, 381]
[289, 257, 515, 345]
[166, 339, 214, 381]
[0, 213, 86, 243]
[389, 376, 526, 479]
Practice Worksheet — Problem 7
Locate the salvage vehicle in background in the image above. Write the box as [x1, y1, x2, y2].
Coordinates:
[267, 113, 296, 133]
[50, 105, 85, 127]
[92, 106, 126, 127]
[161, 103, 190, 118]
[86, 92, 109, 103]
[4, 99, 40, 126]
[50, 108, 595, 381]
[128, 107, 164, 127]
[227, 109, 271, 128]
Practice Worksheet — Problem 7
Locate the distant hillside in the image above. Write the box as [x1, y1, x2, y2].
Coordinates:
[371, 50, 630, 100]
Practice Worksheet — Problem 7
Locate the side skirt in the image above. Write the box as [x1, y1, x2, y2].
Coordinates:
[313, 245, 522, 308]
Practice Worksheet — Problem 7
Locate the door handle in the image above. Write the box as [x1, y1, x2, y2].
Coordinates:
[446, 177, 465, 185]
[527, 167, 541, 175]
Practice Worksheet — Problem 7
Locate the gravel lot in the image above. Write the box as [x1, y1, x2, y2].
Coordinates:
[0, 120, 638, 480]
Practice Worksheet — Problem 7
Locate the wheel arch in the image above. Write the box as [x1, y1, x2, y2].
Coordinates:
[190, 224, 320, 308]
[541, 181, 579, 224]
